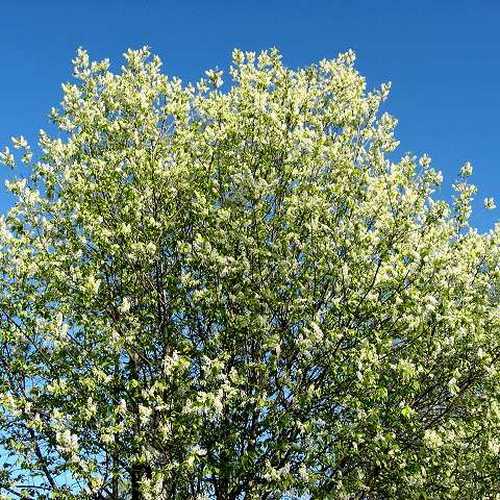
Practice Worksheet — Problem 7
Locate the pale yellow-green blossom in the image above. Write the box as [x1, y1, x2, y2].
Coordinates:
[0, 46, 498, 499]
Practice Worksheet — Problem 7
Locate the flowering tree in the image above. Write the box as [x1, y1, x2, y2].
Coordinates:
[0, 47, 498, 499]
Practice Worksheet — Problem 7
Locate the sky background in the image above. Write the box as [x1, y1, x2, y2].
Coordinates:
[0, 0, 498, 231]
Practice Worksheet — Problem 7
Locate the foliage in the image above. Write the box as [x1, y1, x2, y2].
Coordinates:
[0, 47, 498, 499]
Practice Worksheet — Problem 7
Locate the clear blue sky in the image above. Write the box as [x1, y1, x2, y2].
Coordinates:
[0, 0, 498, 230]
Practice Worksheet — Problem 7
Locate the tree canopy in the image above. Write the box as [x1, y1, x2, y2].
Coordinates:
[0, 47, 498, 499]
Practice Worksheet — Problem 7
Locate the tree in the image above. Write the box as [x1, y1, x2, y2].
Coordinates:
[0, 46, 498, 499]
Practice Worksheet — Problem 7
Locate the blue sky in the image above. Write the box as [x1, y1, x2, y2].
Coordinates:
[0, 0, 498, 230]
